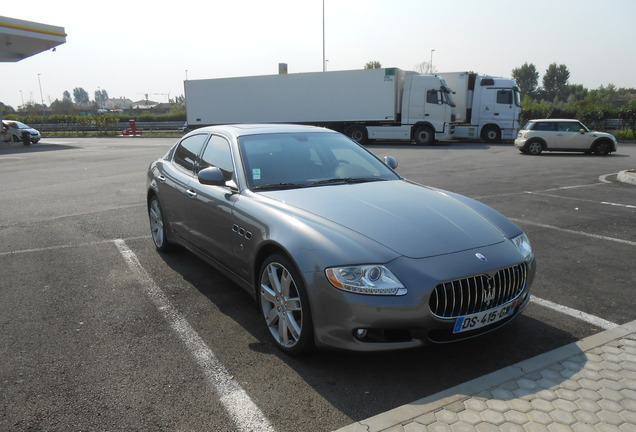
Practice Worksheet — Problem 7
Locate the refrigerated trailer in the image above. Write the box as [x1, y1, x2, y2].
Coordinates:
[185, 68, 455, 145]
[438, 72, 521, 142]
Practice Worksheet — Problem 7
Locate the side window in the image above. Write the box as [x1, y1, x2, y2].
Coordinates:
[558, 122, 580, 132]
[534, 122, 555, 131]
[496, 90, 512, 105]
[200, 135, 234, 179]
[173, 134, 208, 174]
[426, 89, 439, 104]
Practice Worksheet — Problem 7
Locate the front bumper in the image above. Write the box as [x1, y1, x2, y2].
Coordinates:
[305, 242, 536, 352]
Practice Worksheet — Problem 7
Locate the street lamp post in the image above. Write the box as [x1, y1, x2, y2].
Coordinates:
[322, 0, 326, 72]
[37, 73, 45, 116]
[37, 74, 44, 105]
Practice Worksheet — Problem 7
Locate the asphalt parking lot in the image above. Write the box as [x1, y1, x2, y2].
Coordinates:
[1, 137, 634, 432]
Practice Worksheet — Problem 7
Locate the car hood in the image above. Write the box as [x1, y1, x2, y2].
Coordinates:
[590, 130, 616, 140]
[261, 180, 506, 258]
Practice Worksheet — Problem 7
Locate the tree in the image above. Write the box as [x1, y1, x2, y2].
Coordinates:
[364, 61, 382, 69]
[50, 98, 75, 115]
[542, 63, 570, 101]
[73, 87, 90, 103]
[63, 90, 72, 101]
[94, 89, 109, 108]
[511, 63, 539, 97]
[415, 61, 436, 74]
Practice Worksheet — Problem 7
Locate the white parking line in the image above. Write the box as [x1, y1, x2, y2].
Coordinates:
[601, 201, 636, 209]
[530, 296, 618, 330]
[511, 218, 636, 247]
[524, 190, 635, 209]
[114, 239, 276, 432]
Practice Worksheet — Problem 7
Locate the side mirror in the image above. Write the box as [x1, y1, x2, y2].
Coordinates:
[197, 166, 226, 186]
[383, 156, 398, 169]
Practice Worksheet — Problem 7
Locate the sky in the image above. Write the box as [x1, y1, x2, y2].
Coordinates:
[2, 0, 635, 109]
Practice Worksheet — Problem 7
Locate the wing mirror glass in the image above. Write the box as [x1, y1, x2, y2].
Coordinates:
[383, 156, 398, 169]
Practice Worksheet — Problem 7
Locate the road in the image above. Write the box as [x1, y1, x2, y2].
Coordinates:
[1, 137, 634, 431]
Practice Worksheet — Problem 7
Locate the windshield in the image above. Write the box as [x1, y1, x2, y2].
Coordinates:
[513, 88, 521, 107]
[439, 80, 455, 106]
[239, 132, 400, 190]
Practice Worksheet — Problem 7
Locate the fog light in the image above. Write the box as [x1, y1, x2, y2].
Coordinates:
[355, 328, 368, 339]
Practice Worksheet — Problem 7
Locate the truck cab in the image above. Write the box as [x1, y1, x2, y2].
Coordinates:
[438, 72, 521, 143]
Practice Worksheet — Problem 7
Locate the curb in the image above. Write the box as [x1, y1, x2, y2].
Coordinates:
[617, 169, 636, 185]
[334, 319, 636, 432]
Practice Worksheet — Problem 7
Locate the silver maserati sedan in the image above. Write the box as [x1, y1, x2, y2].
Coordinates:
[147, 124, 536, 355]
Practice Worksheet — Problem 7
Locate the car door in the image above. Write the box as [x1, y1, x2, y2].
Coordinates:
[160, 133, 209, 243]
[185, 134, 239, 269]
[556, 121, 590, 150]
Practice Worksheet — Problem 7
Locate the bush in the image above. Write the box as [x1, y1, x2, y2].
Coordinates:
[612, 129, 635, 141]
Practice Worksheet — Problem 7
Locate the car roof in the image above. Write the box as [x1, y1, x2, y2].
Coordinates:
[185, 123, 334, 140]
[528, 119, 581, 122]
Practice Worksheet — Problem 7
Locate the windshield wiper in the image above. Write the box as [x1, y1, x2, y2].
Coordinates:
[311, 177, 386, 186]
[252, 182, 308, 191]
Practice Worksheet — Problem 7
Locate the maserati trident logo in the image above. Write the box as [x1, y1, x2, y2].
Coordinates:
[482, 276, 496, 307]
[475, 253, 487, 262]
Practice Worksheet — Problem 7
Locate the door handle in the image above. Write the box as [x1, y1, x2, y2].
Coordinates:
[186, 189, 197, 198]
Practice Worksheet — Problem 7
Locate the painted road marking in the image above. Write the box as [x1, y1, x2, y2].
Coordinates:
[530, 296, 618, 330]
[511, 218, 636, 247]
[523, 191, 636, 209]
[114, 239, 276, 432]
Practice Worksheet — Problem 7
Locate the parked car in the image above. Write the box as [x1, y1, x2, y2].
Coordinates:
[514, 119, 617, 155]
[1, 120, 41, 144]
[147, 124, 536, 355]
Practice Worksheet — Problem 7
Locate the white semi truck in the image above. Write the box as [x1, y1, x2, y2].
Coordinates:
[438, 72, 521, 142]
[185, 68, 455, 145]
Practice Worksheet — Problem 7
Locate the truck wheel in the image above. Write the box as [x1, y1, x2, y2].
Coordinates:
[413, 126, 434, 145]
[481, 126, 501, 143]
[347, 126, 368, 144]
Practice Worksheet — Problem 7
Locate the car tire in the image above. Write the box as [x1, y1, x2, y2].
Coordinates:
[413, 125, 435, 145]
[481, 125, 501, 143]
[593, 141, 611, 156]
[526, 140, 543, 155]
[258, 254, 314, 355]
[148, 195, 172, 252]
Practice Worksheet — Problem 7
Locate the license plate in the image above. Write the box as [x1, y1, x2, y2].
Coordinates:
[453, 300, 518, 333]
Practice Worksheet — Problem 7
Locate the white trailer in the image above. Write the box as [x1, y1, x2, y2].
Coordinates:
[438, 72, 521, 142]
[185, 68, 454, 145]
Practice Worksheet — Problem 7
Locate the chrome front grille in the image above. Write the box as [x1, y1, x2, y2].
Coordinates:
[429, 263, 528, 318]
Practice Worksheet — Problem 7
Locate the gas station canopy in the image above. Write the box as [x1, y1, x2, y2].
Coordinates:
[0, 16, 66, 62]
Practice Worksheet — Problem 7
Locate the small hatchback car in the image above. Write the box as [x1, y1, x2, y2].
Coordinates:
[514, 119, 617, 155]
[1, 120, 41, 144]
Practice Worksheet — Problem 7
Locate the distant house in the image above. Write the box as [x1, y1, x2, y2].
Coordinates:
[150, 102, 174, 114]
[132, 99, 159, 110]
[104, 98, 133, 110]
[74, 101, 98, 111]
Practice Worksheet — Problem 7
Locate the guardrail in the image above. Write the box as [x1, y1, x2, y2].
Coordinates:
[37, 121, 186, 133]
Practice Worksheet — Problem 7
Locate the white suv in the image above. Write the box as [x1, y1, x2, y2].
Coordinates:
[514, 119, 617, 155]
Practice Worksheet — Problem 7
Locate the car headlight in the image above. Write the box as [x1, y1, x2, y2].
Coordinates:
[326, 265, 407, 296]
[512, 233, 534, 262]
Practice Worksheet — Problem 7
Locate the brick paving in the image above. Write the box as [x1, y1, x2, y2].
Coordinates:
[336, 320, 636, 432]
